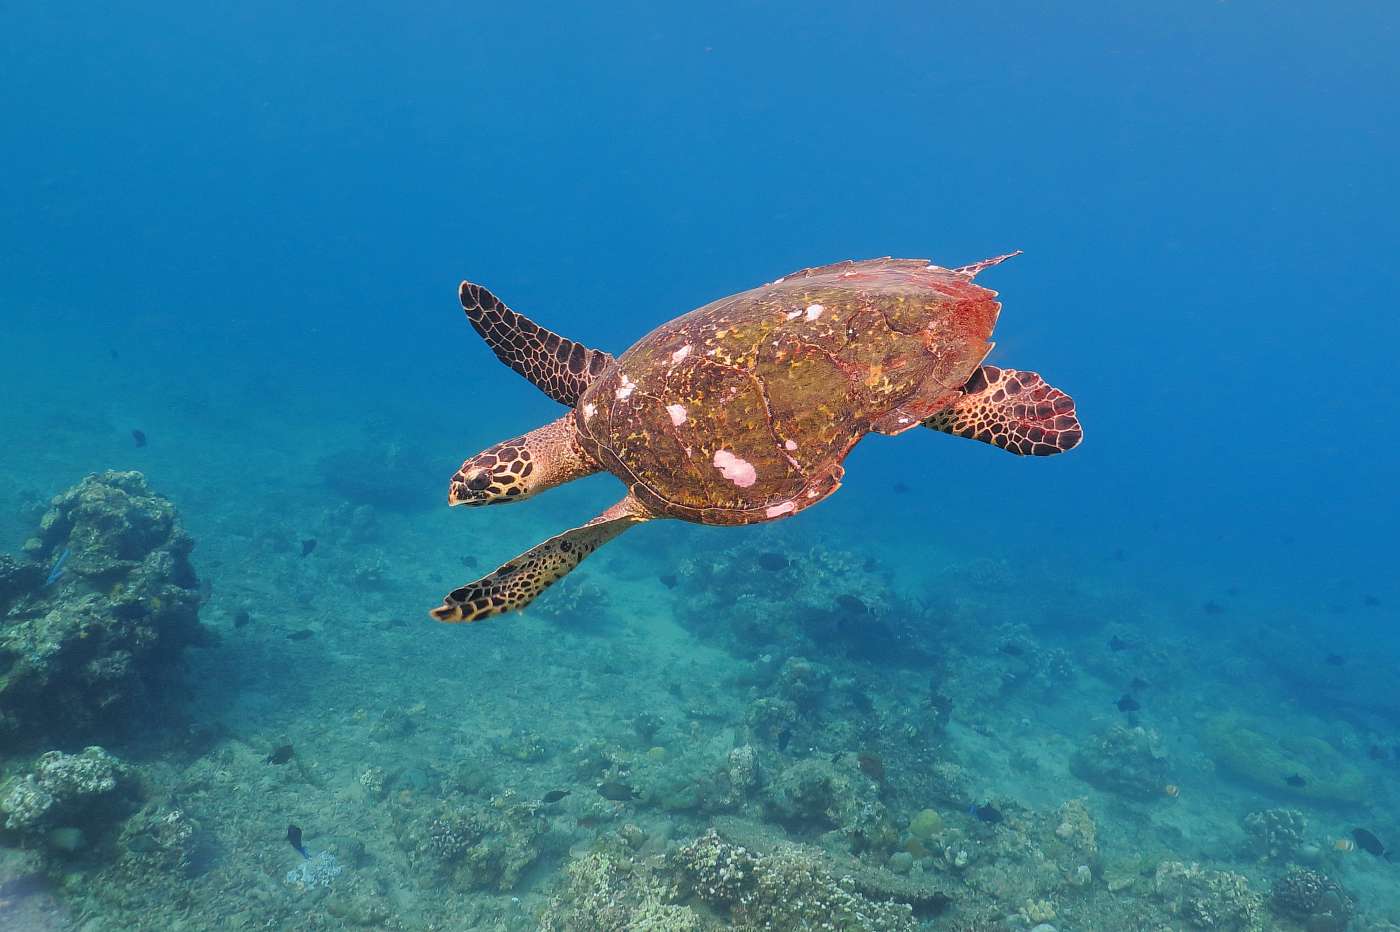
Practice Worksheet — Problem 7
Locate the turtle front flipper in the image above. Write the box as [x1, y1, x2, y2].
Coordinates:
[460, 281, 615, 406]
[924, 365, 1082, 456]
[449, 415, 599, 506]
[431, 496, 650, 622]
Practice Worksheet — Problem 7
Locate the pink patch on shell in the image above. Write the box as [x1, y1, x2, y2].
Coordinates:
[765, 501, 796, 518]
[712, 449, 757, 488]
[666, 403, 687, 426]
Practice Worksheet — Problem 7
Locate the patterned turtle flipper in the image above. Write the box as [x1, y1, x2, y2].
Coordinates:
[923, 365, 1082, 456]
[430, 496, 650, 622]
[449, 415, 599, 506]
[460, 281, 615, 406]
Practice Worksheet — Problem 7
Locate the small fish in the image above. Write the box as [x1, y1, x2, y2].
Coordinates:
[1162, 784, 1180, 798]
[541, 790, 571, 804]
[461, 555, 478, 568]
[1369, 744, 1387, 761]
[1116, 695, 1141, 713]
[969, 803, 1003, 824]
[131, 429, 147, 448]
[286, 629, 315, 641]
[300, 539, 317, 557]
[233, 609, 251, 629]
[835, 593, 869, 615]
[1129, 677, 1149, 690]
[44, 547, 71, 587]
[1284, 773, 1306, 787]
[265, 744, 294, 765]
[999, 642, 1024, 657]
[1352, 828, 1390, 860]
[1202, 600, 1225, 615]
[659, 573, 678, 589]
[286, 823, 310, 860]
[777, 728, 792, 752]
[892, 481, 911, 494]
[597, 782, 640, 802]
[857, 753, 885, 781]
[1108, 635, 1131, 652]
[756, 552, 790, 572]
[1363, 594, 1381, 607]
[1324, 653, 1345, 666]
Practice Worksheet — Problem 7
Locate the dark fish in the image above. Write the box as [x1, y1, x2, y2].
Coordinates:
[233, 609, 251, 629]
[1129, 677, 1149, 690]
[857, 753, 885, 781]
[756, 552, 790, 572]
[659, 574, 678, 589]
[1116, 695, 1141, 713]
[286, 823, 310, 860]
[301, 539, 317, 557]
[1352, 828, 1389, 859]
[999, 642, 1024, 657]
[461, 555, 478, 568]
[969, 803, 1003, 824]
[110, 348, 119, 360]
[541, 790, 571, 804]
[597, 782, 639, 802]
[1369, 744, 1387, 761]
[286, 629, 314, 641]
[1363, 594, 1381, 607]
[1325, 654, 1345, 666]
[777, 728, 792, 752]
[1202, 600, 1225, 615]
[266, 744, 294, 765]
[131, 429, 147, 448]
[892, 481, 911, 494]
[1108, 636, 1131, 652]
[1284, 773, 1306, 787]
[835, 593, 869, 615]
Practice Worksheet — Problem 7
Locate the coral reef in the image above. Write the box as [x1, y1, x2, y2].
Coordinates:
[0, 471, 207, 745]
[1242, 808, 1307, 863]
[673, 829, 919, 931]
[1153, 860, 1265, 931]
[1270, 866, 1353, 932]
[1, 746, 132, 841]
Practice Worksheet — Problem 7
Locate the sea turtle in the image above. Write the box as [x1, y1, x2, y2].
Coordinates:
[431, 253, 1081, 622]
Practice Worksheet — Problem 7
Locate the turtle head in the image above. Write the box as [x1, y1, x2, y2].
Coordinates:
[448, 439, 534, 506]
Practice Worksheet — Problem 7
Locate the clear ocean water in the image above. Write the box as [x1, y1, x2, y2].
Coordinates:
[2, 2, 1398, 930]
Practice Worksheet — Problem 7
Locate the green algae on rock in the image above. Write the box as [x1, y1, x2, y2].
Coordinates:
[1201, 715, 1368, 805]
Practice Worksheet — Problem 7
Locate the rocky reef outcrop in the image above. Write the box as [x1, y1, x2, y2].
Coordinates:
[0, 471, 208, 745]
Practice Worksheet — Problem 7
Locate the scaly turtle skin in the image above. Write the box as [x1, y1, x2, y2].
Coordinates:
[432, 254, 1082, 622]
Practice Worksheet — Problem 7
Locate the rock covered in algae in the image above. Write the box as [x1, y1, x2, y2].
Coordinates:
[0, 746, 131, 835]
[1069, 723, 1170, 799]
[0, 471, 207, 745]
[1201, 715, 1367, 805]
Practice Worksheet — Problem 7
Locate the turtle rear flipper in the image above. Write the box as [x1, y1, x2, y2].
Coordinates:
[460, 282, 614, 406]
[430, 496, 650, 622]
[924, 365, 1082, 456]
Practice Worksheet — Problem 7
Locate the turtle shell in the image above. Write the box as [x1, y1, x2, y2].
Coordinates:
[575, 257, 1003, 525]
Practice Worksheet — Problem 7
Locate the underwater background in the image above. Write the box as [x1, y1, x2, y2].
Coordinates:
[2, 1, 1399, 929]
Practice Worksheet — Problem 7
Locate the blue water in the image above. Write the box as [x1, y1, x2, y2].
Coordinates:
[3, 2, 1398, 929]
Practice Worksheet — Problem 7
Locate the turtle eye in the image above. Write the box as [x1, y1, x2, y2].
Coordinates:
[467, 471, 492, 491]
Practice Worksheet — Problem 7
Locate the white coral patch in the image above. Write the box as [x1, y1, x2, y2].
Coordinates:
[615, 373, 636, 400]
[671, 345, 692, 365]
[805, 303, 824, 321]
[765, 501, 796, 518]
[666, 404, 687, 426]
[712, 449, 757, 488]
